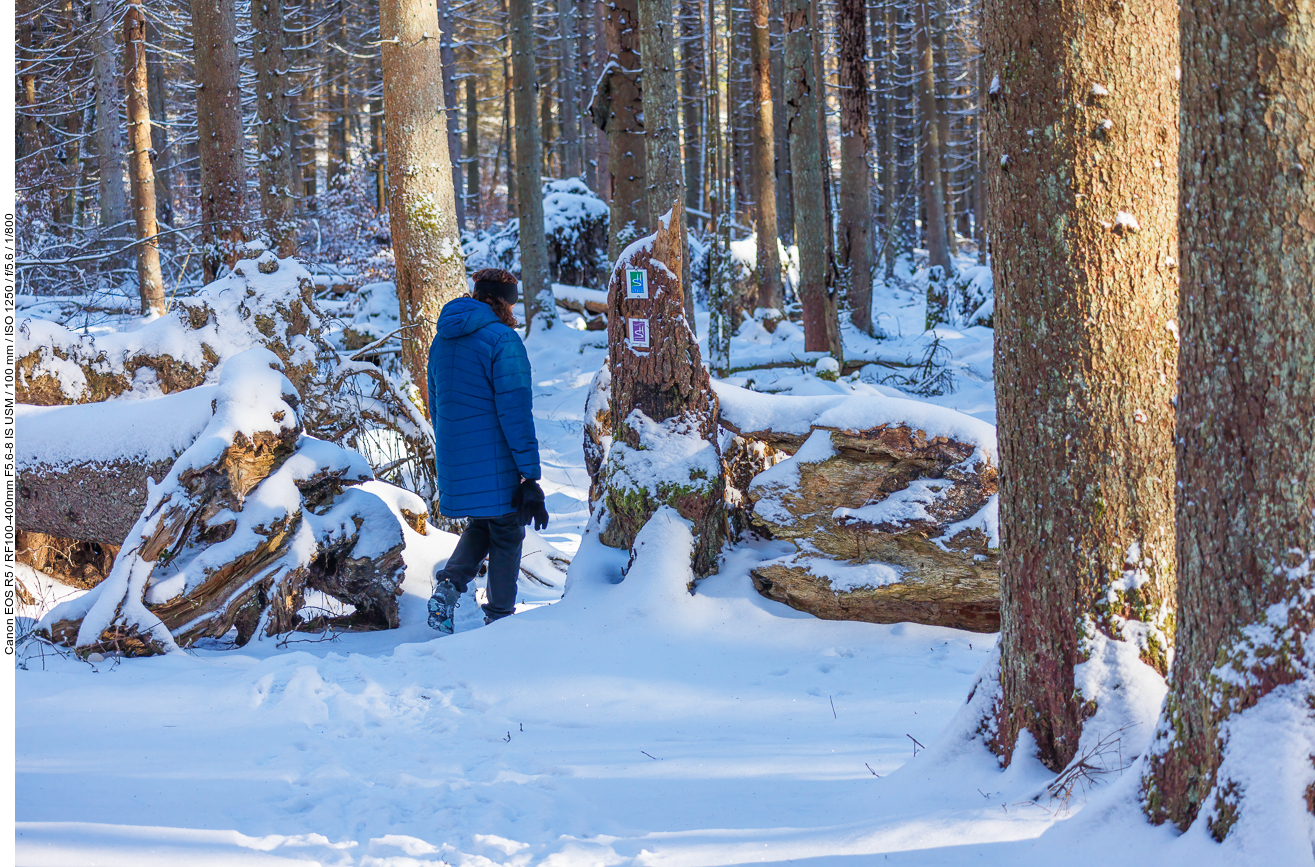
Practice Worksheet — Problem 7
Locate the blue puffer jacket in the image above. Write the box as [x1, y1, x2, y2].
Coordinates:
[427, 297, 541, 518]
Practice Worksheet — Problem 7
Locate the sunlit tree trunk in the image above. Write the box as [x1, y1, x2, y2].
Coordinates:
[510, 0, 557, 329]
[1142, 0, 1315, 837]
[380, 0, 470, 410]
[145, 20, 173, 229]
[604, 0, 648, 259]
[985, 0, 1179, 772]
[749, 0, 782, 311]
[123, 0, 165, 315]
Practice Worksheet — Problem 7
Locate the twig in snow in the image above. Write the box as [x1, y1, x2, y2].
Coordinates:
[1042, 724, 1136, 814]
[504, 732, 512, 743]
[865, 763, 880, 777]
[907, 734, 926, 756]
[345, 322, 425, 361]
[641, 750, 660, 761]
[830, 695, 837, 719]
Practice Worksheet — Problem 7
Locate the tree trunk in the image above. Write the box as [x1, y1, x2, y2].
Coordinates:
[1141, 0, 1315, 837]
[728, 0, 752, 221]
[973, 55, 986, 264]
[880, 1, 898, 278]
[749, 0, 783, 311]
[92, 0, 128, 236]
[557, 0, 584, 177]
[916, 0, 950, 284]
[638, 0, 689, 319]
[604, 0, 649, 260]
[438, 0, 464, 231]
[783, 0, 841, 359]
[123, 0, 165, 316]
[253, 0, 298, 256]
[705, 0, 731, 372]
[541, 77, 555, 176]
[984, 0, 1179, 772]
[680, 0, 705, 222]
[380, 0, 470, 412]
[465, 76, 481, 225]
[191, 0, 247, 280]
[510, 0, 557, 330]
[145, 20, 173, 229]
[502, 0, 519, 215]
[768, 0, 793, 246]
[932, 0, 957, 256]
[591, 0, 611, 195]
[328, 0, 349, 191]
[372, 96, 386, 212]
[836, 0, 873, 334]
[17, 7, 42, 162]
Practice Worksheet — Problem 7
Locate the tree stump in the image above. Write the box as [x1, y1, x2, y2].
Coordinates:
[599, 200, 725, 577]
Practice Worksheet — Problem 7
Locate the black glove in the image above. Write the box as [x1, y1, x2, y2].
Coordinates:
[512, 479, 549, 531]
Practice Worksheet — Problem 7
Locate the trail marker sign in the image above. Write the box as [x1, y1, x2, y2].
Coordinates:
[626, 268, 649, 299]
[628, 317, 651, 348]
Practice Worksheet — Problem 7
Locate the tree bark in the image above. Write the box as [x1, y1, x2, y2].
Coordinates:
[638, 0, 689, 318]
[380, 0, 470, 411]
[783, 0, 841, 359]
[836, 0, 873, 335]
[916, 0, 951, 282]
[880, 1, 898, 278]
[604, 0, 649, 259]
[1141, 0, 1315, 836]
[750, 0, 783, 311]
[253, 0, 298, 256]
[984, 0, 1179, 772]
[327, 0, 350, 191]
[705, 0, 731, 372]
[191, 0, 247, 280]
[123, 0, 165, 316]
[438, 0, 464, 230]
[932, 0, 957, 256]
[769, 0, 792, 245]
[465, 76, 481, 225]
[557, 0, 584, 177]
[92, 0, 128, 236]
[145, 20, 173, 229]
[680, 0, 705, 222]
[510, 0, 557, 330]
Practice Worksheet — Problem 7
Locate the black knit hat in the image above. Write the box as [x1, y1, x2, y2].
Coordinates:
[473, 271, 519, 304]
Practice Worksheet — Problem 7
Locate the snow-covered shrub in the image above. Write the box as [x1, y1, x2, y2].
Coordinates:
[463, 178, 610, 289]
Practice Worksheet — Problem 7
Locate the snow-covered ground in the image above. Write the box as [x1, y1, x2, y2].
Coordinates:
[15, 262, 1296, 866]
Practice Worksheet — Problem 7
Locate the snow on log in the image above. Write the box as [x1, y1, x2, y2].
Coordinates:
[599, 200, 725, 578]
[17, 386, 217, 545]
[37, 348, 416, 656]
[717, 382, 1001, 632]
[15, 251, 438, 505]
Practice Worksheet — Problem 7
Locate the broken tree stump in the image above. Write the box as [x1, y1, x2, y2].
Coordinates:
[598, 200, 726, 577]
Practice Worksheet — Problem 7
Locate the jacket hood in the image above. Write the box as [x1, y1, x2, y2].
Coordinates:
[437, 296, 500, 338]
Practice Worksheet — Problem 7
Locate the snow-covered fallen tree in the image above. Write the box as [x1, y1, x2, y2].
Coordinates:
[15, 250, 437, 516]
[717, 383, 1001, 632]
[37, 348, 422, 656]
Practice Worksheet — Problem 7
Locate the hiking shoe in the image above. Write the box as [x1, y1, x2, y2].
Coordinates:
[427, 580, 461, 634]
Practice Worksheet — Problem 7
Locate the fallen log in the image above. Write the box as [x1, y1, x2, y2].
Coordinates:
[717, 383, 1002, 632]
[38, 348, 417, 656]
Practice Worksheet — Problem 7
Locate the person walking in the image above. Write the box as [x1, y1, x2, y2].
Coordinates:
[426, 268, 550, 633]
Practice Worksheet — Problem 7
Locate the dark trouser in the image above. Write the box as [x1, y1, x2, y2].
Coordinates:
[436, 514, 524, 621]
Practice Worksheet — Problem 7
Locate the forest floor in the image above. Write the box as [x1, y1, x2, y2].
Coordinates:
[15, 260, 1285, 866]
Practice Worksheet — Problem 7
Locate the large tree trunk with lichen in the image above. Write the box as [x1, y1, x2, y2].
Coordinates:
[984, 0, 1179, 772]
[191, 0, 247, 281]
[1140, 2, 1315, 838]
[510, 0, 557, 330]
[380, 0, 470, 412]
[599, 200, 724, 577]
[782, 0, 841, 360]
[123, 0, 166, 316]
[603, 0, 648, 260]
[750, 0, 783, 311]
[836, 0, 873, 335]
[252, 0, 298, 256]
